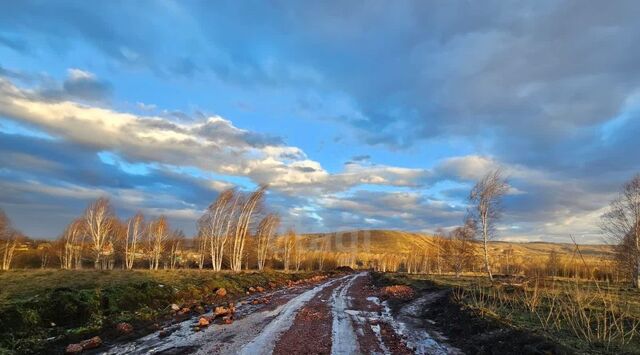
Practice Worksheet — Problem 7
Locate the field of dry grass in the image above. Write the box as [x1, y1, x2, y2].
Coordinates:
[382, 272, 640, 354]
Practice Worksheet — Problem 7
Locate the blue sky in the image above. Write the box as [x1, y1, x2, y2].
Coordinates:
[1, 1, 639, 243]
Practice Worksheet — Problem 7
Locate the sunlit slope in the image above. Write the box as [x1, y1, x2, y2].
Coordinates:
[300, 230, 614, 258]
[300, 230, 435, 254]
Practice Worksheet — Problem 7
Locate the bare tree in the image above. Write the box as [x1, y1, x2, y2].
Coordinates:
[317, 238, 329, 271]
[40, 242, 52, 268]
[84, 198, 114, 269]
[601, 174, 640, 288]
[198, 189, 238, 271]
[61, 219, 85, 270]
[546, 249, 560, 277]
[282, 228, 296, 271]
[0, 209, 18, 271]
[148, 216, 169, 270]
[256, 214, 280, 271]
[168, 229, 184, 270]
[230, 185, 266, 272]
[293, 238, 305, 271]
[195, 231, 207, 269]
[125, 212, 145, 270]
[469, 169, 508, 281]
[446, 219, 477, 277]
[432, 228, 447, 275]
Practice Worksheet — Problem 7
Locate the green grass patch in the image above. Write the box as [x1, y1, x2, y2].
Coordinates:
[0, 269, 329, 354]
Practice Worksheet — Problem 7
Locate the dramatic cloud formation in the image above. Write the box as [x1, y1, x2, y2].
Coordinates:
[0, 1, 638, 242]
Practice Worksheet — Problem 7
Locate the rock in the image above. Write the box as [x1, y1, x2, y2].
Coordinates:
[246, 291, 250, 295]
[248, 287, 256, 293]
[256, 286, 265, 292]
[198, 317, 210, 327]
[215, 288, 227, 297]
[252, 299, 259, 305]
[268, 282, 277, 288]
[214, 306, 230, 317]
[170, 303, 180, 311]
[64, 343, 83, 354]
[80, 336, 102, 350]
[116, 322, 134, 334]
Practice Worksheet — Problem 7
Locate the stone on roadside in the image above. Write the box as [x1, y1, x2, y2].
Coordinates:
[214, 306, 230, 317]
[256, 286, 265, 292]
[198, 317, 210, 327]
[215, 288, 227, 297]
[116, 322, 133, 334]
[80, 336, 102, 350]
[64, 343, 83, 354]
[170, 303, 180, 311]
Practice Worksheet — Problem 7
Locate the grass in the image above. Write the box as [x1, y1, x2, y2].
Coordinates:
[0, 268, 329, 354]
[376, 272, 640, 354]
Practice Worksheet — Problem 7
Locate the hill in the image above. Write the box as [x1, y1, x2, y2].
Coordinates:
[298, 229, 614, 259]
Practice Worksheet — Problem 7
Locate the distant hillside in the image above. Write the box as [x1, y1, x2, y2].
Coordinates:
[299, 230, 614, 259]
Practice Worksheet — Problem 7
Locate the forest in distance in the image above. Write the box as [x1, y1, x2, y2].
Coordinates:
[2, 170, 638, 286]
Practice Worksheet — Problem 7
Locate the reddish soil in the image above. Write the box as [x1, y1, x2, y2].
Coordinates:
[272, 281, 337, 355]
[348, 274, 413, 355]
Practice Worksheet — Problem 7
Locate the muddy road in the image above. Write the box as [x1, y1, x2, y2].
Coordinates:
[100, 272, 460, 355]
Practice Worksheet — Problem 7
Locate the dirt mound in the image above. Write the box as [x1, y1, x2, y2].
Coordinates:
[380, 285, 415, 300]
[335, 266, 355, 272]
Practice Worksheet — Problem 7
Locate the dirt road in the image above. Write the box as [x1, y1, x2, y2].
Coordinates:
[102, 272, 459, 355]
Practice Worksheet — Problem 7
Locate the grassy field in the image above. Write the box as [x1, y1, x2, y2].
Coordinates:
[378, 273, 640, 354]
[0, 269, 329, 354]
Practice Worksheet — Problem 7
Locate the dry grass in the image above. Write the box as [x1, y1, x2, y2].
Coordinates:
[448, 276, 640, 353]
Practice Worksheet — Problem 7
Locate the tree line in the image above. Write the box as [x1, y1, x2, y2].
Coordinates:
[1, 171, 639, 288]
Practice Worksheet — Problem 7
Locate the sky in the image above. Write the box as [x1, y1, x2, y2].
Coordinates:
[0, 1, 639, 243]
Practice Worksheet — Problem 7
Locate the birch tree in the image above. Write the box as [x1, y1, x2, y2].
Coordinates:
[84, 197, 114, 269]
[293, 239, 305, 271]
[282, 228, 296, 271]
[601, 174, 640, 288]
[469, 169, 508, 281]
[0, 209, 18, 271]
[317, 238, 329, 271]
[256, 213, 280, 271]
[148, 216, 169, 270]
[195, 232, 207, 269]
[198, 189, 238, 271]
[168, 229, 184, 270]
[230, 185, 266, 272]
[61, 219, 85, 269]
[125, 213, 144, 270]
